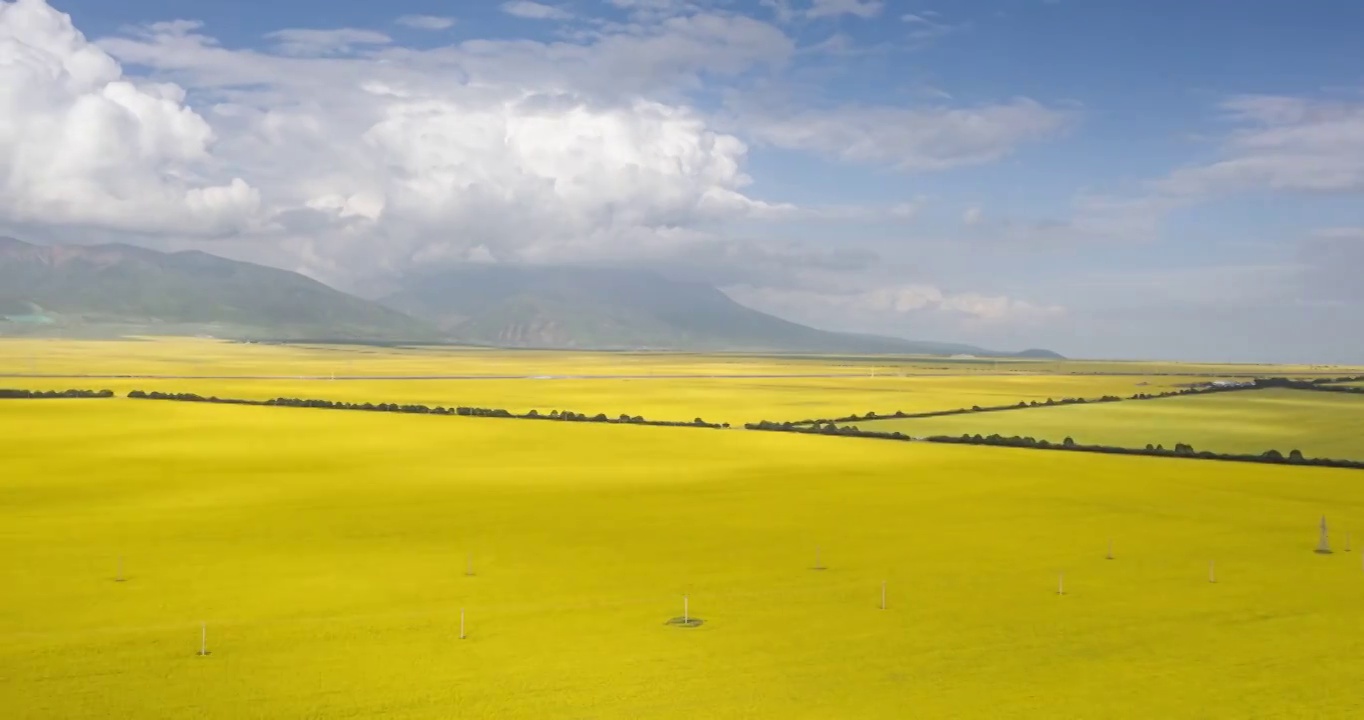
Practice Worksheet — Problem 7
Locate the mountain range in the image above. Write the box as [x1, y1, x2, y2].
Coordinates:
[0, 237, 1061, 358]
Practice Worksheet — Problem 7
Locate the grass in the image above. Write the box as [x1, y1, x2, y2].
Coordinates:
[858, 388, 1364, 460]
[5, 397, 1364, 718]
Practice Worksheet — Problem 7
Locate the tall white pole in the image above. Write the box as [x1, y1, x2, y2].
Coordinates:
[1209, 560, 1216, 583]
[460, 608, 466, 640]
[880, 580, 887, 610]
[1057, 572, 1064, 595]
[1106, 539, 1114, 560]
[683, 595, 689, 624]
[199, 622, 207, 656]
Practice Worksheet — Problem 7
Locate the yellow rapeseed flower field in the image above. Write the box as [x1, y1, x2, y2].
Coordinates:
[0, 337, 1326, 426]
[1, 336, 1348, 379]
[4, 395, 1364, 718]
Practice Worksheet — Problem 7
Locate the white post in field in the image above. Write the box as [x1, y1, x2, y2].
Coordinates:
[116, 555, 125, 582]
[1106, 539, 1114, 560]
[880, 580, 887, 610]
[460, 608, 466, 640]
[1057, 572, 1065, 595]
[198, 623, 208, 656]
[1209, 560, 1216, 583]
[683, 595, 689, 625]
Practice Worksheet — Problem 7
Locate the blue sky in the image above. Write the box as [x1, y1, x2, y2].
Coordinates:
[3, 0, 1362, 361]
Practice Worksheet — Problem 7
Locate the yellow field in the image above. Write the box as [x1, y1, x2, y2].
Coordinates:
[0, 373, 1247, 427]
[5, 338, 1364, 718]
[3, 397, 1364, 718]
[1, 337, 1347, 427]
[858, 388, 1364, 460]
[0, 336, 1354, 378]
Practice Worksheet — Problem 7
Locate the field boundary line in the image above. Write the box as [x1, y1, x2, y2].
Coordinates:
[764, 374, 1364, 428]
[123, 390, 732, 431]
[742, 421, 1364, 472]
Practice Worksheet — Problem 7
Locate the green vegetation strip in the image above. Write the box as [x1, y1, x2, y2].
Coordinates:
[125, 390, 728, 429]
[0, 388, 113, 399]
[782, 375, 1364, 427]
[743, 420, 1364, 471]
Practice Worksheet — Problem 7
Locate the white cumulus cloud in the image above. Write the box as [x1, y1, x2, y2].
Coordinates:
[0, 0, 259, 236]
[500, 2, 571, 21]
[807, 0, 883, 19]
[395, 15, 456, 30]
[1, 0, 1080, 345]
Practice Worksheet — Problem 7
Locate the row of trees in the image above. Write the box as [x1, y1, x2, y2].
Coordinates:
[1257, 376, 1364, 395]
[784, 381, 1262, 427]
[741, 419, 1364, 470]
[125, 391, 728, 429]
[0, 388, 114, 399]
[744, 420, 910, 442]
[925, 433, 1364, 470]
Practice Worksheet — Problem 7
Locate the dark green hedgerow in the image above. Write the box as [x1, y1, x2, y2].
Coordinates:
[741, 418, 1364, 471]
[782, 375, 1364, 427]
[0, 388, 114, 399]
[125, 391, 728, 429]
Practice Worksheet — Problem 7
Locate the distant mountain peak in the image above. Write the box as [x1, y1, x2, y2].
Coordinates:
[0, 239, 1062, 357]
[0, 238, 433, 340]
[383, 262, 1061, 357]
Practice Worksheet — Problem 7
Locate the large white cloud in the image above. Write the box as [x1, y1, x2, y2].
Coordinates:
[0, 0, 259, 235]
[0, 0, 1067, 337]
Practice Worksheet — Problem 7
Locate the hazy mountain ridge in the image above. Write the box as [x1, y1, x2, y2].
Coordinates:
[383, 264, 1063, 357]
[0, 237, 432, 339]
[0, 237, 1061, 357]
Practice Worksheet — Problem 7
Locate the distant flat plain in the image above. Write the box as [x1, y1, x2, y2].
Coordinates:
[3, 338, 1364, 719]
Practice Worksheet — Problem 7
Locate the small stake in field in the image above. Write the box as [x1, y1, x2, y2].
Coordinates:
[115, 555, 125, 582]
[1209, 561, 1216, 583]
[812, 546, 826, 571]
[1106, 539, 1114, 560]
[880, 580, 887, 610]
[1057, 572, 1065, 595]
[460, 608, 466, 640]
[666, 594, 702, 628]
[1316, 515, 1333, 554]
[197, 623, 210, 656]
